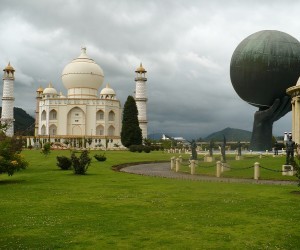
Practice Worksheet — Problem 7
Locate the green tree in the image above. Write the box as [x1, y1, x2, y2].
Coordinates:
[0, 124, 28, 176]
[121, 95, 142, 147]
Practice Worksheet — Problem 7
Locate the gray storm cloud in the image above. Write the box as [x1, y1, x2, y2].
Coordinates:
[0, 0, 298, 138]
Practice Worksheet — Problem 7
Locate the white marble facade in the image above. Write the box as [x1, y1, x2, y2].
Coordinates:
[36, 48, 122, 146]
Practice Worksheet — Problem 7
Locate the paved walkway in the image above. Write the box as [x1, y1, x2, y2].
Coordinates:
[120, 162, 298, 186]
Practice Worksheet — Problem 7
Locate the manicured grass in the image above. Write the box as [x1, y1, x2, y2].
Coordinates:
[1, 150, 300, 249]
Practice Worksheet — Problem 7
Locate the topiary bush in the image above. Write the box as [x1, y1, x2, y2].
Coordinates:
[143, 146, 151, 153]
[129, 145, 138, 152]
[136, 145, 144, 153]
[71, 150, 91, 175]
[129, 145, 151, 153]
[56, 156, 72, 170]
[94, 153, 107, 162]
[41, 142, 51, 156]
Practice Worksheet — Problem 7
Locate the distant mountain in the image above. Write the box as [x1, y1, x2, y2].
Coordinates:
[148, 133, 164, 140]
[0, 107, 35, 135]
[205, 127, 252, 142]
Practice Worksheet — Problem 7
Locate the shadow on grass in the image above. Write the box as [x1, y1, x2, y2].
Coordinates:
[0, 179, 26, 185]
[51, 168, 100, 176]
[290, 190, 300, 195]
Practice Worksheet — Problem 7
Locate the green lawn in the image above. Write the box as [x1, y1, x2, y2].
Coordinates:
[1, 150, 300, 249]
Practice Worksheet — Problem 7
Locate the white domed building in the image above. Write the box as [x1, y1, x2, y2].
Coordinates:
[35, 47, 124, 148]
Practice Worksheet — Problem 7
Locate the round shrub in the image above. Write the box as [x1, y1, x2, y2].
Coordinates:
[94, 154, 107, 161]
[129, 145, 138, 152]
[143, 146, 151, 153]
[56, 156, 72, 170]
[136, 145, 144, 153]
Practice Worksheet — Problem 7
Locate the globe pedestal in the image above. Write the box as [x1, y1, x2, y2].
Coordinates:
[230, 30, 300, 151]
[282, 165, 295, 176]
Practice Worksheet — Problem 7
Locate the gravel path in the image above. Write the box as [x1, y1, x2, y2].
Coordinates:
[120, 162, 298, 186]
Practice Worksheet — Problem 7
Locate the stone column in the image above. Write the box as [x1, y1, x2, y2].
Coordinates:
[292, 99, 295, 142]
[179, 155, 182, 163]
[254, 162, 260, 180]
[294, 98, 299, 143]
[175, 158, 180, 172]
[216, 161, 221, 178]
[170, 157, 175, 170]
[190, 160, 195, 175]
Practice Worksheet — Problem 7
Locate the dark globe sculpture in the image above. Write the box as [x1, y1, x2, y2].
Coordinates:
[230, 30, 300, 151]
[230, 30, 300, 108]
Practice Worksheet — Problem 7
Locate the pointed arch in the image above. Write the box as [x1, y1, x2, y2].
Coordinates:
[96, 125, 104, 135]
[108, 110, 115, 121]
[41, 125, 46, 135]
[96, 110, 104, 120]
[49, 109, 57, 120]
[72, 125, 82, 135]
[41, 110, 46, 121]
[108, 125, 115, 136]
[67, 107, 85, 135]
[49, 124, 57, 135]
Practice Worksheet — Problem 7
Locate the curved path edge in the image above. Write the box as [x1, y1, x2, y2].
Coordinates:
[119, 162, 298, 186]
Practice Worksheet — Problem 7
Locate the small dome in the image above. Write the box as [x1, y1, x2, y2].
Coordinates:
[36, 86, 44, 92]
[100, 83, 116, 95]
[43, 83, 58, 95]
[3, 62, 15, 72]
[59, 91, 66, 98]
[135, 62, 147, 73]
[62, 47, 104, 90]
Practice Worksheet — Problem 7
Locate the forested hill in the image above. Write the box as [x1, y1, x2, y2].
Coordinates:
[0, 107, 35, 135]
[205, 127, 252, 142]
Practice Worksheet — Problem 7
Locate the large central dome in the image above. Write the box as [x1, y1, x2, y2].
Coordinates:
[62, 47, 104, 91]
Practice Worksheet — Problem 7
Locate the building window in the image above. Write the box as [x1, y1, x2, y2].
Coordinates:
[49, 110, 57, 120]
[41, 125, 46, 135]
[108, 125, 115, 136]
[41, 110, 46, 121]
[108, 111, 115, 121]
[96, 110, 104, 120]
[75, 120, 79, 122]
[96, 125, 104, 135]
[49, 124, 57, 136]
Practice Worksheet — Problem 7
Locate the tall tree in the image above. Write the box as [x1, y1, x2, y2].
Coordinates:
[121, 96, 142, 147]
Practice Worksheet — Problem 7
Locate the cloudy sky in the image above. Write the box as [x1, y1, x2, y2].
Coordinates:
[0, 0, 299, 139]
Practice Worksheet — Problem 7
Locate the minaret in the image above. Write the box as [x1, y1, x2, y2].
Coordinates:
[35, 86, 43, 136]
[134, 63, 148, 139]
[1, 62, 15, 136]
